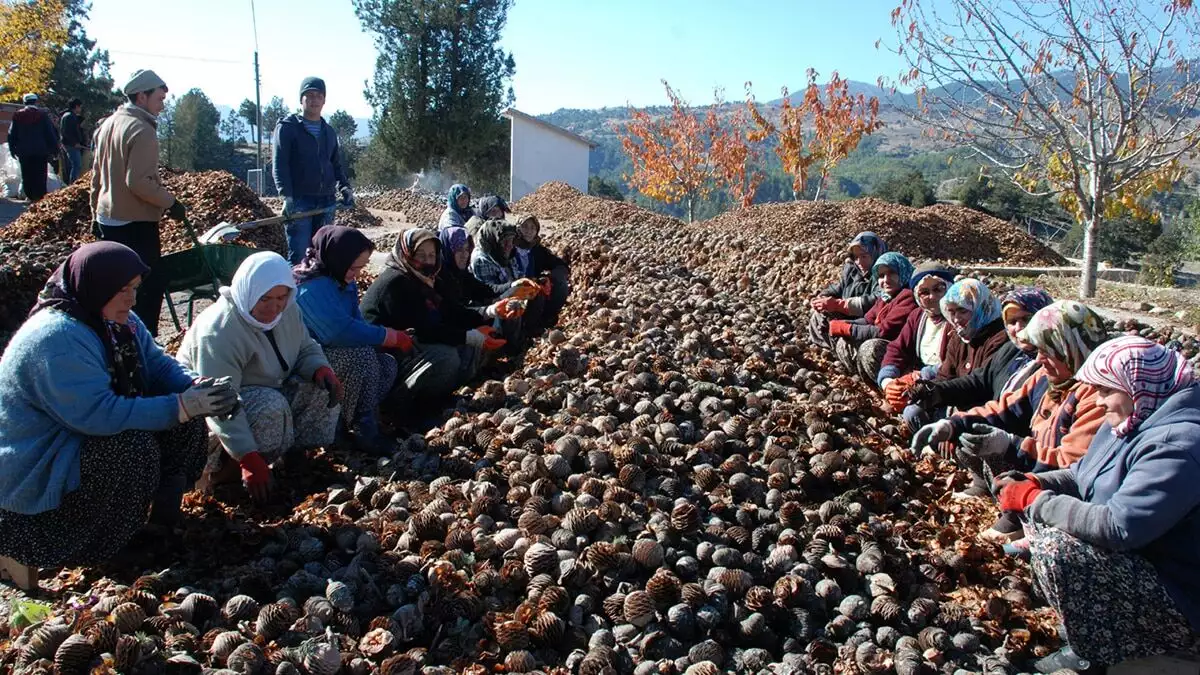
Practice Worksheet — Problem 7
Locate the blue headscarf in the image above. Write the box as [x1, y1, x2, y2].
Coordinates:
[871, 252, 914, 301]
[438, 226, 471, 270]
[848, 231, 888, 265]
[448, 184, 472, 216]
[940, 279, 1002, 342]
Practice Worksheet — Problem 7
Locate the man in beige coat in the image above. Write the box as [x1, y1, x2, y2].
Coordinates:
[90, 69, 187, 337]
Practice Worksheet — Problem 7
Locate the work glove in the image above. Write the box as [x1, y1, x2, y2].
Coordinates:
[282, 197, 296, 218]
[911, 419, 955, 451]
[992, 470, 1035, 493]
[828, 320, 854, 338]
[312, 366, 344, 408]
[998, 480, 1043, 512]
[466, 326, 506, 351]
[177, 378, 239, 421]
[239, 451, 272, 504]
[959, 423, 1017, 460]
[487, 299, 525, 320]
[339, 186, 355, 208]
[167, 199, 187, 221]
[883, 371, 920, 410]
[383, 327, 414, 352]
[906, 380, 939, 407]
[539, 278, 553, 298]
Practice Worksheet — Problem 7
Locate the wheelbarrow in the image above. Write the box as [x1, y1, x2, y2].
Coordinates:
[158, 206, 333, 331]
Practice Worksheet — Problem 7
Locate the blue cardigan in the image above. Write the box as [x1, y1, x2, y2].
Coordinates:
[1029, 384, 1200, 631]
[295, 275, 386, 348]
[0, 310, 193, 515]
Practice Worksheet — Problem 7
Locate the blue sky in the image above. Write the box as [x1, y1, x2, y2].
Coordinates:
[86, 0, 906, 119]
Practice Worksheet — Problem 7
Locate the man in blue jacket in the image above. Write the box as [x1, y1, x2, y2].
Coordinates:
[8, 93, 61, 203]
[271, 77, 354, 264]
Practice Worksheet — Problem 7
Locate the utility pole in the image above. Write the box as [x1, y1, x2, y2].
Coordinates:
[251, 0, 263, 192]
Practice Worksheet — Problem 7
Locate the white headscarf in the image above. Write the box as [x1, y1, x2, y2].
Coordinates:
[224, 251, 295, 331]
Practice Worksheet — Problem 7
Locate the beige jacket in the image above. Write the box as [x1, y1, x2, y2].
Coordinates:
[177, 290, 329, 458]
[90, 103, 175, 223]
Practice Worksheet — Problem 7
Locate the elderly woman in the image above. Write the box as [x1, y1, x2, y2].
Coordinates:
[906, 287, 1053, 417]
[808, 231, 887, 348]
[876, 261, 958, 411]
[437, 183, 473, 232]
[179, 252, 343, 503]
[294, 226, 410, 455]
[512, 214, 571, 329]
[362, 229, 508, 402]
[913, 300, 1109, 540]
[0, 242, 235, 572]
[995, 337, 1200, 672]
[827, 252, 917, 381]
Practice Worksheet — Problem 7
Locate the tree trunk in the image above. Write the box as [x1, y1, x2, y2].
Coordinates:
[812, 180, 823, 202]
[1078, 212, 1100, 298]
[686, 194, 695, 223]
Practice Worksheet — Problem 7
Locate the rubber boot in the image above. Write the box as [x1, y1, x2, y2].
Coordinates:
[149, 473, 187, 526]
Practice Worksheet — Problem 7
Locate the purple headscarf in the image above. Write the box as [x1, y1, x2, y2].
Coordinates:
[438, 226, 471, 270]
[292, 226, 374, 287]
[1001, 287, 1053, 323]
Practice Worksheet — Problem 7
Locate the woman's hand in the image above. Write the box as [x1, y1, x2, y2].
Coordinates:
[312, 366, 344, 408]
[383, 328, 414, 352]
[998, 480, 1043, 512]
[178, 378, 239, 421]
[488, 299, 526, 320]
[239, 451, 272, 504]
[911, 419, 955, 451]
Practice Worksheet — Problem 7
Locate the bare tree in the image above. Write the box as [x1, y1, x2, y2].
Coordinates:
[888, 0, 1200, 296]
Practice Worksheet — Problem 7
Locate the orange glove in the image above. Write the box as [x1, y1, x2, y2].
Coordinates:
[998, 480, 1042, 512]
[824, 298, 849, 314]
[383, 328, 414, 352]
[829, 320, 853, 338]
[883, 372, 920, 409]
[490, 299, 526, 320]
[539, 278, 553, 298]
[480, 326, 507, 351]
[510, 285, 540, 302]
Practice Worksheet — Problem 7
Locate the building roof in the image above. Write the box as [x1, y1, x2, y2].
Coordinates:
[504, 108, 598, 149]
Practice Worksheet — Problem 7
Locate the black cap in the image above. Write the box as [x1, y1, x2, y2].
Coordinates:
[300, 76, 326, 99]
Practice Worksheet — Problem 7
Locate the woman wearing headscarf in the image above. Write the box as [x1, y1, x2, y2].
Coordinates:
[294, 226, 410, 455]
[875, 261, 957, 422]
[808, 231, 887, 348]
[179, 252, 343, 504]
[933, 279, 1011, 382]
[995, 337, 1200, 672]
[512, 214, 570, 328]
[438, 226, 500, 308]
[470, 219, 547, 345]
[828, 252, 917, 381]
[438, 183, 473, 232]
[0, 242, 234, 573]
[473, 195, 510, 220]
[905, 287, 1053, 421]
[361, 228, 507, 402]
[912, 300, 1109, 541]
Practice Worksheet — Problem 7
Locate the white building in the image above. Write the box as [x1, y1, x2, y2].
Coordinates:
[504, 108, 596, 202]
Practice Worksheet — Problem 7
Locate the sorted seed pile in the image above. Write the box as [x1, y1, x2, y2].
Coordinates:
[3, 200, 1085, 675]
[358, 189, 445, 226]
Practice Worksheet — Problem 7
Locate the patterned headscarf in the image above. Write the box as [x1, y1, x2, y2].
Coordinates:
[848, 231, 887, 265]
[940, 279, 1002, 342]
[448, 184, 472, 216]
[1001, 287, 1053, 324]
[438, 226, 471, 269]
[1019, 300, 1109, 375]
[386, 228, 442, 291]
[871, 252, 914, 301]
[1077, 336, 1195, 437]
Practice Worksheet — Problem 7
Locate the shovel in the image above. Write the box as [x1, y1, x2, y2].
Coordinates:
[199, 205, 339, 244]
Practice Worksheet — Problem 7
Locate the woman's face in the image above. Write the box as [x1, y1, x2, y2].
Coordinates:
[518, 220, 539, 247]
[1094, 384, 1135, 429]
[486, 207, 505, 219]
[345, 250, 371, 284]
[252, 285, 291, 325]
[851, 246, 873, 274]
[1035, 348, 1075, 383]
[413, 240, 438, 269]
[1005, 308, 1035, 352]
[501, 234, 516, 257]
[878, 266, 902, 297]
[101, 276, 141, 324]
[453, 244, 470, 270]
[946, 304, 973, 335]
[456, 193, 470, 209]
[915, 277, 948, 313]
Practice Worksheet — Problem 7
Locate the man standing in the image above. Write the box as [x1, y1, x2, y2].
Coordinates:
[272, 76, 354, 264]
[90, 69, 187, 337]
[59, 98, 85, 184]
[7, 94, 59, 202]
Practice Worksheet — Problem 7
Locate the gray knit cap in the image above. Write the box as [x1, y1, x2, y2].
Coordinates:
[123, 69, 167, 95]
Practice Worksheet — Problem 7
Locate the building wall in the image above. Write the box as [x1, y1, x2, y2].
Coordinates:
[509, 115, 590, 202]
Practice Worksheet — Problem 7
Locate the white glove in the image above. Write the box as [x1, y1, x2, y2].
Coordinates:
[178, 378, 239, 421]
[911, 419, 955, 451]
[465, 328, 488, 349]
[959, 423, 1017, 459]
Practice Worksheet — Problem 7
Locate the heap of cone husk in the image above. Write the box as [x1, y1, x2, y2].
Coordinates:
[3, 185, 1085, 675]
[357, 190, 445, 228]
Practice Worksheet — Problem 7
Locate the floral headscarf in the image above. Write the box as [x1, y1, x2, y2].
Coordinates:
[386, 228, 442, 290]
[848, 231, 887, 265]
[871, 252, 914, 301]
[940, 279, 1001, 342]
[1019, 300, 1109, 375]
[448, 184, 472, 216]
[1077, 336, 1195, 437]
[1001, 287, 1053, 324]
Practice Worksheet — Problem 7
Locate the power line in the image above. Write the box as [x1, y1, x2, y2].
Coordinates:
[106, 49, 247, 65]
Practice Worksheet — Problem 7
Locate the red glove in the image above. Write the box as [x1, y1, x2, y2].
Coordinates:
[825, 298, 849, 314]
[239, 451, 271, 503]
[480, 326, 507, 351]
[491, 299, 526, 320]
[883, 376, 915, 409]
[383, 328, 414, 352]
[998, 480, 1043, 512]
[313, 366, 344, 407]
[539, 278, 553, 298]
[829, 320, 854, 338]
